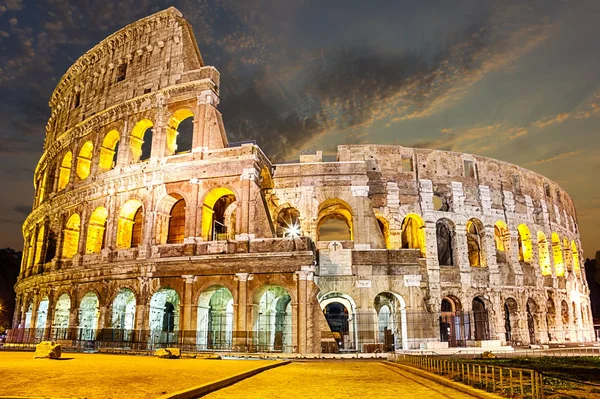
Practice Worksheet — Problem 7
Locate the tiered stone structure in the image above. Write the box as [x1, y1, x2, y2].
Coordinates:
[11, 8, 594, 354]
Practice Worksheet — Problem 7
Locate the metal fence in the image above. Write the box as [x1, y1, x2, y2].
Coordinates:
[396, 355, 545, 398]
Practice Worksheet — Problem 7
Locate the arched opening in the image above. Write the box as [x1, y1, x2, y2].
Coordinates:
[374, 292, 407, 351]
[401, 214, 426, 257]
[26, 232, 35, 271]
[34, 225, 45, 265]
[99, 129, 120, 171]
[196, 286, 234, 351]
[517, 224, 533, 263]
[504, 298, 518, 344]
[166, 109, 194, 155]
[551, 233, 565, 277]
[467, 219, 485, 267]
[526, 299, 538, 344]
[436, 218, 454, 266]
[376, 216, 391, 249]
[78, 292, 99, 340]
[537, 232, 551, 276]
[57, 151, 73, 191]
[24, 301, 33, 330]
[440, 296, 468, 347]
[85, 207, 108, 254]
[494, 221, 510, 264]
[130, 119, 153, 162]
[571, 241, 581, 277]
[275, 207, 300, 238]
[76, 141, 94, 180]
[167, 199, 186, 244]
[116, 199, 143, 249]
[317, 199, 353, 241]
[472, 297, 489, 341]
[61, 213, 80, 259]
[149, 288, 180, 346]
[546, 298, 556, 342]
[111, 288, 136, 343]
[253, 285, 292, 353]
[319, 292, 358, 352]
[202, 188, 237, 241]
[35, 296, 49, 341]
[52, 293, 71, 340]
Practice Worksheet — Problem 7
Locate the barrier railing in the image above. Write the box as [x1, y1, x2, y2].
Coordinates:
[396, 355, 544, 398]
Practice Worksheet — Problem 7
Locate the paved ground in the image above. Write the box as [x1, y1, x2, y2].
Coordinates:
[0, 351, 275, 398]
[205, 360, 477, 399]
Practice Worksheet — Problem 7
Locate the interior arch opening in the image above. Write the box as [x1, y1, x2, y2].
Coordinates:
[374, 292, 407, 351]
[551, 233, 565, 277]
[149, 288, 180, 346]
[517, 224, 533, 263]
[116, 199, 143, 249]
[52, 293, 71, 340]
[78, 292, 99, 340]
[472, 297, 490, 341]
[57, 151, 73, 191]
[61, 213, 80, 259]
[253, 285, 292, 353]
[202, 188, 236, 241]
[401, 214, 426, 257]
[494, 221, 510, 264]
[111, 288, 136, 343]
[130, 119, 153, 162]
[436, 218, 454, 266]
[275, 207, 301, 238]
[76, 141, 94, 180]
[317, 199, 353, 241]
[196, 286, 234, 351]
[166, 109, 194, 155]
[35, 296, 49, 341]
[440, 296, 467, 347]
[467, 219, 485, 267]
[504, 298, 518, 345]
[85, 207, 108, 254]
[99, 129, 120, 171]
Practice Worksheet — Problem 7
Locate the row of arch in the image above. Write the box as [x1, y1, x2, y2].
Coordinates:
[35, 111, 195, 207]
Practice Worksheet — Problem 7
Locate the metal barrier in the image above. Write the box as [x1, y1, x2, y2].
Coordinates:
[396, 355, 545, 398]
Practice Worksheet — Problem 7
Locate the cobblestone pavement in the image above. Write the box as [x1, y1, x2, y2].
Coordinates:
[204, 360, 476, 398]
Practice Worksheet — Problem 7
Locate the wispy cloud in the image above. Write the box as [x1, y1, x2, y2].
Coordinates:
[526, 149, 585, 165]
[533, 112, 570, 129]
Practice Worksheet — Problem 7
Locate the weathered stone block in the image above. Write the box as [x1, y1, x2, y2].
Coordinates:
[34, 341, 61, 359]
[154, 348, 181, 359]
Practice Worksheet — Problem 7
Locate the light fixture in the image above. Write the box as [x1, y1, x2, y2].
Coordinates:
[284, 223, 301, 238]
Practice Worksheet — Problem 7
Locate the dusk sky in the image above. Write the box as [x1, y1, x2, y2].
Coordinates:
[0, 0, 598, 257]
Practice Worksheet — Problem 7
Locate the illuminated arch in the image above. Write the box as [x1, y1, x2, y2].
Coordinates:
[116, 199, 143, 249]
[317, 199, 353, 241]
[551, 233, 565, 277]
[33, 224, 45, 265]
[571, 241, 581, 276]
[61, 213, 80, 259]
[130, 119, 153, 162]
[57, 151, 73, 190]
[466, 218, 485, 267]
[196, 286, 234, 350]
[494, 221, 509, 252]
[99, 129, 120, 171]
[517, 224, 533, 263]
[401, 214, 426, 257]
[252, 285, 292, 352]
[76, 141, 94, 180]
[275, 206, 301, 238]
[537, 231, 551, 276]
[376, 215, 391, 249]
[167, 198, 186, 244]
[85, 206, 108, 254]
[201, 188, 237, 241]
[166, 109, 194, 155]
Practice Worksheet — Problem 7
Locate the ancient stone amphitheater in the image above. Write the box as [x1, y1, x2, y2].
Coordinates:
[11, 7, 594, 354]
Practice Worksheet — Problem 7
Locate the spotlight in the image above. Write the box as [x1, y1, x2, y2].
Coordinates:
[284, 223, 301, 238]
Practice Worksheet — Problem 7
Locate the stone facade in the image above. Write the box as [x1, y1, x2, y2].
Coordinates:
[11, 7, 594, 354]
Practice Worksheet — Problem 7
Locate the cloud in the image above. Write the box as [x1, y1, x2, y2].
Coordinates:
[526, 149, 585, 165]
[509, 127, 528, 140]
[533, 112, 569, 129]
[13, 205, 31, 216]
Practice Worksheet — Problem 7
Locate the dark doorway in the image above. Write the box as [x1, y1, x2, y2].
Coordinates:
[324, 303, 350, 351]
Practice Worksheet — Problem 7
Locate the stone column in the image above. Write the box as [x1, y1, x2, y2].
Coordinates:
[44, 292, 55, 341]
[181, 275, 197, 346]
[234, 273, 251, 350]
[237, 168, 257, 239]
[296, 270, 308, 354]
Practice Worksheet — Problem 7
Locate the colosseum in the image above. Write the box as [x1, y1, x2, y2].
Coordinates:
[10, 7, 595, 354]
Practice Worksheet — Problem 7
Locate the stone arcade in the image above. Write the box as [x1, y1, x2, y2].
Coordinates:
[10, 7, 594, 354]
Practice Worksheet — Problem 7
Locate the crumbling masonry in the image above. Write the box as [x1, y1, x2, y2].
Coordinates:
[10, 8, 594, 353]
